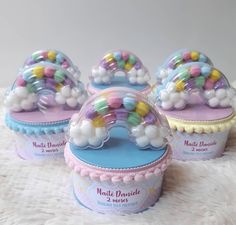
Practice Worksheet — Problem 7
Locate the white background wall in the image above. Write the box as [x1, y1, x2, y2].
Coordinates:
[0, 0, 235, 87]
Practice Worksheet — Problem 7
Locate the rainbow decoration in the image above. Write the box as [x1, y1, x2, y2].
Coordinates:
[91, 50, 150, 85]
[69, 87, 169, 150]
[157, 49, 213, 84]
[156, 62, 235, 110]
[4, 62, 87, 112]
[23, 50, 80, 81]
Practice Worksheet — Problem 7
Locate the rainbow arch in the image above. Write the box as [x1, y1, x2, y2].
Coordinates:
[90, 50, 150, 85]
[156, 62, 235, 110]
[4, 62, 87, 112]
[156, 49, 213, 84]
[23, 49, 80, 81]
[69, 87, 170, 150]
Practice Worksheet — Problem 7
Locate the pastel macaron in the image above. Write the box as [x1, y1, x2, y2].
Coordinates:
[123, 95, 137, 111]
[108, 95, 123, 109]
[94, 97, 109, 115]
[135, 101, 150, 116]
[144, 112, 157, 125]
[127, 112, 141, 126]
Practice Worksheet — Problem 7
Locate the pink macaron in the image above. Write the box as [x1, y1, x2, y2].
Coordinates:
[190, 65, 201, 77]
[44, 67, 55, 77]
[108, 95, 123, 109]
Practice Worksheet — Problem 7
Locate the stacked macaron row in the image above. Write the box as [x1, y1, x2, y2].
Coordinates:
[69, 87, 170, 149]
[23, 50, 81, 81]
[4, 51, 87, 112]
[156, 49, 213, 85]
[155, 62, 236, 110]
[88, 50, 152, 95]
[91, 50, 150, 85]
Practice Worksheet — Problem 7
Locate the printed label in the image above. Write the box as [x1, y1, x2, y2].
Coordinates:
[171, 130, 229, 160]
[72, 172, 163, 214]
[15, 133, 66, 159]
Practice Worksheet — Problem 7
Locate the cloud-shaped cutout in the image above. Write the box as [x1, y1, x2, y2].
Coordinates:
[4, 87, 37, 112]
[70, 119, 108, 148]
[158, 82, 188, 110]
[55, 85, 87, 108]
[131, 124, 169, 149]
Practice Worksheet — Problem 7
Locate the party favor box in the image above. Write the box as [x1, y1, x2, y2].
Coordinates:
[65, 87, 172, 214]
[4, 50, 87, 159]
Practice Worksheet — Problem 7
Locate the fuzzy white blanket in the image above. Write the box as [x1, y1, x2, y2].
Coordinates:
[1, 88, 236, 225]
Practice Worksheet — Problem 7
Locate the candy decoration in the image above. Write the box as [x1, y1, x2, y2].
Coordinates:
[23, 50, 81, 81]
[127, 112, 141, 126]
[68, 87, 170, 150]
[155, 62, 236, 110]
[156, 49, 213, 84]
[4, 62, 87, 112]
[91, 50, 150, 85]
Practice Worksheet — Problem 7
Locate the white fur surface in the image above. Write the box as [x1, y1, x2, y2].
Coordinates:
[1, 88, 236, 225]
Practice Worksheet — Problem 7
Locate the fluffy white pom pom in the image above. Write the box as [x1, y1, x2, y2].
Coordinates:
[11, 104, 22, 112]
[15, 87, 28, 99]
[80, 120, 94, 137]
[166, 82, 176, 93]
[160, 90, 169, 101]
[55, 93, 66, 104]
[66, 97, 78, 108]
[136, 136, 149, 148]
[161, 101, 173, 110]
[128, 68, 137, 77]
[73, 136, 88, 147]
[95, 127, 107, 139]
[92, 68, 99, 77]
[70, 125, 81, 138]
[137, 69, 145, 77]
[204, 90, 215, 99]
[88, 137, 102, 147]
[131, 125, 145, 137]
[94, 77, 102, 84]
[129, 77, 137, 84]
[71, 88, 81, 98]
[150, 137, 164, 148]
[77, 94, 87, 105]
[27, 93, 37, 103]
[102, 75, 110, 83]
[219, 98, 230, 107]
[145, 125, 159, 139]
[137, 77, 145, 84]
[174, 99, 186, 109]
[20, 99, 33, 111]
[216, 89, 226, 100]
[61, 86, 71, 98]
[170, 92, 181, 102]
[208, 97, 220, 107]
[98, 66, 107, 77]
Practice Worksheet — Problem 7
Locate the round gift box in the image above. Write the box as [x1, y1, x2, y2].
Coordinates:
[161, 104, 236, 161]
[5, 108, 77, 160]
[65, 127, 171, 214]
[87, 76, 152, 96]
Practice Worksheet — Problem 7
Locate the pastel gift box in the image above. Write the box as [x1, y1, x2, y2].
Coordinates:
[153, 60, 236, 160]
[4, 50, 87, 159]
[65, 87, 172, 214]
